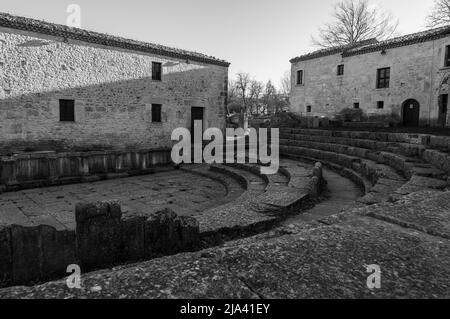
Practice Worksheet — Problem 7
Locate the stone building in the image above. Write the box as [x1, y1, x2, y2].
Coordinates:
[290, 26, 450, 127]
[0, 13, 229, 153]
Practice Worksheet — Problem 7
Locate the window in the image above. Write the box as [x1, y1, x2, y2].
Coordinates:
[337, 64, 344, 76]
[377, 101, 384, 109]
[152, 104, 162, 122]
[297, 70, 303, 85]
[445, 45, 450, 67]
[376, 67, 390, 89]
[152, 62, 162, 81]
[59, 99, 75, 122]
[306, 105, 312, 113]
[353, 102, 360, 109]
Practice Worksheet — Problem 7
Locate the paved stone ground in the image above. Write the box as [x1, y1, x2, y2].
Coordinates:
[2, 190, 449, 299]
[0, 170, 231, 230]
[1, 165, 449, 298]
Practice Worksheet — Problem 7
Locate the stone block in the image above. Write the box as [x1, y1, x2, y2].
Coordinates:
[178, 216, 201, 251]
[76, 201, 123, 269]
[119, 213, 146, 262]
[39, 226, 77, 280]
[10, 225, 41, 284]
[144, 209, 200, 257]
[307, 176, 320, 198]
[0, 225, 12, 287]
[429, 136, 450, 152]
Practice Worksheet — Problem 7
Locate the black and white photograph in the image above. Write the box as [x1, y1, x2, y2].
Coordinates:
[0, 0, 449, 306]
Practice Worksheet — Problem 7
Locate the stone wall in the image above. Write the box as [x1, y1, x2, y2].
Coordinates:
[290, 36, 450, 126]
[0, 149, 172, 192]
[0, 202, 200, 287]
[0, 27, 228, 150]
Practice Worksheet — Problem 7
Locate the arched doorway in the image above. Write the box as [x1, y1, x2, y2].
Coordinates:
[438, 74, 449, 127]
[402, 99, 420, 126]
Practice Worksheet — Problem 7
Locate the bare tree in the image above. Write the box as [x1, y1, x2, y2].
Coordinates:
[248, 80, 264, 115]
[280, 71, 291, 96]
[427, 0, 450, 28]
[235, 73, 251, 113]
[312, 0, 398, 48]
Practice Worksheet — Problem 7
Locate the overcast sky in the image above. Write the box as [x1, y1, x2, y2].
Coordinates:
[1, 0, 435, 88]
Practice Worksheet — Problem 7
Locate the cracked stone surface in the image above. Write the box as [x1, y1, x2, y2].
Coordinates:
[0, 170, 234, 230]
[361, 190, 450, 239]
[1, 190, 449, 299]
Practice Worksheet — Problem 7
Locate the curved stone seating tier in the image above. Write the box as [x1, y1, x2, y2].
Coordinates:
[280, 139, 446, 179]
[281, 128, 450, 174]
[0, 160, 325, 287]
[280, 148, 406, 206]
[280, 127, 449, 207]
[179, 165, 248, 208]
[193, 160, 324, 243]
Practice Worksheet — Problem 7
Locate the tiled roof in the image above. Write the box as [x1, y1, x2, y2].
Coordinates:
[290, 25, 450, 63]
[290, 38, 379, 63]
[0, 12, 230, 67]
[344, 25, 450, 57]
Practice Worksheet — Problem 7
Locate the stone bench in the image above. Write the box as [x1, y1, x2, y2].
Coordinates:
[280, 145, 409, 206]
[196, 161, 325, 243]
[280, 138, 447, 179]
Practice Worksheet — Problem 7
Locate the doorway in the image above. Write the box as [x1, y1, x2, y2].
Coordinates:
[191, 107, 204, 132]
[402, 99, 420, 126]
[438, 94, 448, 127]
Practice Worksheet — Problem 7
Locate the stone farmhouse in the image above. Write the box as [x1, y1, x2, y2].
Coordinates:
[0, 13, 229, 153]
[290, 26, 450, 127]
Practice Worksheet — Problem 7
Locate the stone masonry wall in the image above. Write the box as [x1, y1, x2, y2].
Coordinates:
[0, 27, 228, 150]
[291, 36, 450, 126]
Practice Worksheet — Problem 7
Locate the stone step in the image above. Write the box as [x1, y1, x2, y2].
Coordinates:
[280, 128, 430, 145]
[280, 133, 426, 157]
[196, 162, 322, 240]
[280, 139, 447, 180]
[280, 143, 405, 181]
[354, 190, 450, 240]
[180, 165, 245, 203]
[422, 149, 450, 174]
[210, 164, 267, 192]
[226, 163, 289, 188]
[281, 153, 373, 195]
[390, 175, 449, 202]
[280, 148, 408, 206]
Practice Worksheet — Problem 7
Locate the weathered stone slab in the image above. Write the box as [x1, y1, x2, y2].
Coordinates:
[0, 225, 12, 287]
[119, 212, 146, 262]
[423, 149, 450, 173]
[364, 190, 450, 239]
[2, 214, 449, 299]
[429, 136, 450, 152]
[39, 226, 77, 280]
[144, 209, 199, 257]
[75, 201, 122, 268]
[10, 225, 41, 284]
